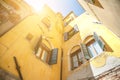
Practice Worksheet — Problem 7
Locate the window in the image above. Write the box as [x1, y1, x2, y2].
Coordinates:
[70, 49, 83, 70]
[36, 43, 50, 63]
[81, 43, 91, 60]
[64, 13, 74, 26]
[49, 48, 58, 65]
[84, 0, 103, 8]
[85, 32, 113, 58]
[0, 3, 21, 37]
[34, 36, 58, 65]
[41, 17, 50, 28]
[64, 24, 79, 41]
[87, 41, 103, 57]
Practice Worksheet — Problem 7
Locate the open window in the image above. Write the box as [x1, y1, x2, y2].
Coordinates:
[64, 24, 79, 41]
[70, 45, 84, 70]
[0, 3, 20, 37]
[84, 32, 113, 58]
[84, 0, 103, 8]
[41, 17, 50, 28]
[34, 36, 58, 65]
[35, 43, 51, 63]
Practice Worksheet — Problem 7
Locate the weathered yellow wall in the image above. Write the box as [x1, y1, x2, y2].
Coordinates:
[62, 22, 81, 80]
[75, 12, 120, 69]
[0, 5, 64, 80]
[62, 12, 120, 80]
[78, 0, 120, 38]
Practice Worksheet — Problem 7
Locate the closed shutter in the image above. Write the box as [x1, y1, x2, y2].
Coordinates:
[81, 43, 91, 60]
[93, 32, 105, 49]
[49, 48, 58, 65]
[64, 32, 68, 41]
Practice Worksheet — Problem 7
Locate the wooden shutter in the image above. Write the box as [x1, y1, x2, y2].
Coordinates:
[34, 36, 42, 53]
[81, 43, 91, 60]
[64, 32, 68, 41]
[49, 48, 58, 65]
[93, 32, 105, 49]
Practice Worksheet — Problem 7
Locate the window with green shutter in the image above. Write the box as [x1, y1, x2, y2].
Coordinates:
[93, 32, 105, 50]
[81, 43, 91, 60]
[49, 48, 58, 65]
[84, 32, 113, 58]
[34, 37, 59, 65]
[35, 43, 51, 63]
[64, 24, 79, 41]
[70, 49, 83, 70]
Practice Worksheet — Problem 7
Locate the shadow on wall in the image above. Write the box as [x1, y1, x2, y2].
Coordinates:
[0, 68, 20, 80]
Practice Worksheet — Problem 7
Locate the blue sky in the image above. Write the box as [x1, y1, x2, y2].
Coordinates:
[25, 0, 85, 17]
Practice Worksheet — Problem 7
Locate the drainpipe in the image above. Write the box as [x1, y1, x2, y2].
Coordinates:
[60, 48, 63, 80]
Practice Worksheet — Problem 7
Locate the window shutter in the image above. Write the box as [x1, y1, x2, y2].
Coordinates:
[81, 43, 91, 60]
[93, 32, 105, 49]
[34, 36, 42, 53]
[49, 48, 58, 65]
[64, 32, 68, 41]
[73, 24, 79, 33]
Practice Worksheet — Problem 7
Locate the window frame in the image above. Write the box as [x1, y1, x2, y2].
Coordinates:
[70, 49, 83, 70]
[84, 0, 103, 9]
[64, 24, 79, 41]
[35, 43, 51, 63]
[41, 17, 51, 28]
[34, 36, 58, 65]
[85, 36, 113, 58]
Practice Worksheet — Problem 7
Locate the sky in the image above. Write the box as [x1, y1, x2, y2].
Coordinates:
[25, 0, 85, 17]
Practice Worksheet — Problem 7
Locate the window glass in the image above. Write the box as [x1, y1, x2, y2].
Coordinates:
[70, 48, 84, 70]
[36, 48, 42, 57]
[72, 55, 78, 68]
[93, 41, 103, 54]
[88, 41, 103, 57]
[86, 33, 113, 59]
[41, 50, 48, 62]
[88, 44, 97, 57]
[78, 52, 83, 62]
[87, 47, 93, 57]
[74, 24, 79, 32]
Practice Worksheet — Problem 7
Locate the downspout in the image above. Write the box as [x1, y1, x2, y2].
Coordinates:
[60, 48, 63, 80]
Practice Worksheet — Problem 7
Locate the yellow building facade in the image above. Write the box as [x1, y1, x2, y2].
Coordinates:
[0, 2, 120, 80]
[77, 0, 120, 38]
[0, 0, 32, 36]
[63, 12, 120, 80]
[0, 5, 64, 80]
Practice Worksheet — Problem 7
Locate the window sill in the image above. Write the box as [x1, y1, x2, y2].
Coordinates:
[36, 56, 52, 68]
[70, 61, 90, 73]
[89, 51, 107, 61]
[64, 31, 80, 42]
